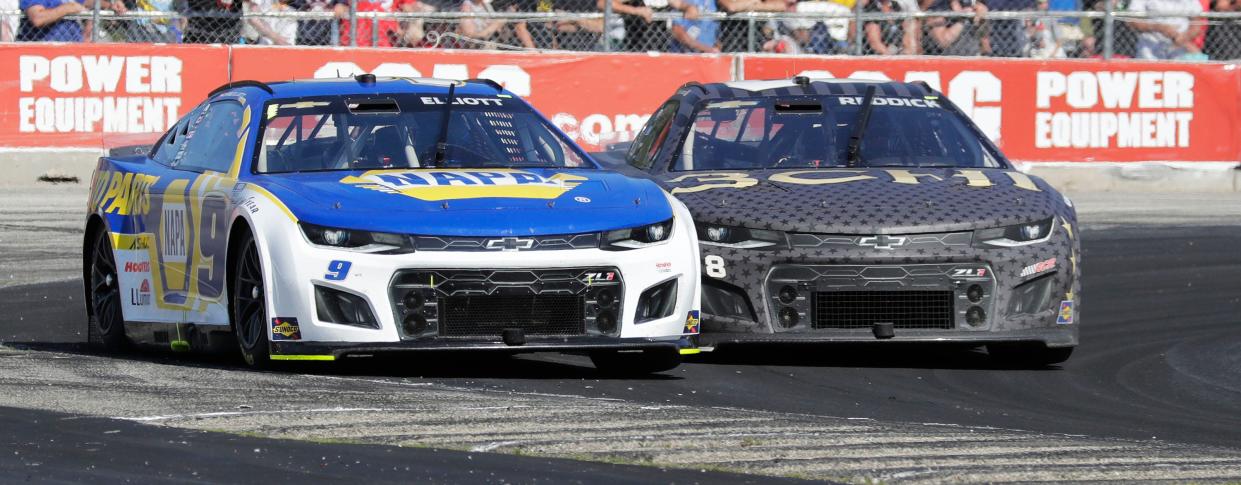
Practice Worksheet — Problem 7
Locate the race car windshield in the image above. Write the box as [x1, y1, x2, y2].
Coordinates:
[254, 95, 590, 173]
[673, 95, 1005, 171]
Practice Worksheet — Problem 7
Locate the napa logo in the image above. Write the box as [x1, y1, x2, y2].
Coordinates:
[340, 169, 587, 201]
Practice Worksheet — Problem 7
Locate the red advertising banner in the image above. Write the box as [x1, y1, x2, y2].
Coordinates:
[2, 43, 1237, 163]
[742, 55, 1241, 162]
[0, 43, 230, 149]
[230, 46, 734, 151]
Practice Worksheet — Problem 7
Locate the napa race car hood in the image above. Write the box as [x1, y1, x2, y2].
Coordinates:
[254, 168, 673, 237]
[661, 168, 1065, 234]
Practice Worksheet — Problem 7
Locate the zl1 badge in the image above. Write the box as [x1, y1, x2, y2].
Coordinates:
[271, 318, 302, 340]
[1057, 301, 1074, 324]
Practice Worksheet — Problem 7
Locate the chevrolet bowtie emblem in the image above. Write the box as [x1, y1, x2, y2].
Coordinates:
[858, 234, 908, 250]
[484, 237, 535, 251]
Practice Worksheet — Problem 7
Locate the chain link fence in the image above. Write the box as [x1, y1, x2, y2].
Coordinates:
[5, 1, 1241, 60]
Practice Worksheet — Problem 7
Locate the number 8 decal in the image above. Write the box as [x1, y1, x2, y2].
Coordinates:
[325, 260, 351, 281]
[704, 255, 726, 278]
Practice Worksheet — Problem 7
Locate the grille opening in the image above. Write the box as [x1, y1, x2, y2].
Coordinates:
[439, 294, 585, 337]
[813, 291, 955, 330]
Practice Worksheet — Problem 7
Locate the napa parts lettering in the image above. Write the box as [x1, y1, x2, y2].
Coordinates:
[1035, 71, 1194, 149]
[340, 169, 587, 201]
[94, 171, 159, 216]
[17, 55, 183, 134]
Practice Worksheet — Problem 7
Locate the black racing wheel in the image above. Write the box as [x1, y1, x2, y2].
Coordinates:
[87, 229, 128, 351]
[232, 232, 270, 368]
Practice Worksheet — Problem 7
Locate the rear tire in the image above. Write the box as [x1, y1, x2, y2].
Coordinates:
[987, 343, 1074, 367]
[590, 349, 682, 376]
[87, 229, 127, 351]
[232, 233, 270, 368]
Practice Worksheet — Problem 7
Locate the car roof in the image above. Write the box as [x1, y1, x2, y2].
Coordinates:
[212, 77, 511, 101]
[685, 78, 932, 100]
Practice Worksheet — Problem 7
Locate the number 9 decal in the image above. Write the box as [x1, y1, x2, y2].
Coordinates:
[704, 255, 726, 278]
[325, 260, 351, 281]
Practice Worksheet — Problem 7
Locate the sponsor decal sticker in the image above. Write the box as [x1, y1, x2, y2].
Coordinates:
[655, 261, 672, 273]
[123, 261, 150, 273]
[130, 279, 151, 306]
[574, 196, 591, 203]
[683, 310, 701, 335]
[1057, 300, 1074, 324]
[340, 169, 586, 201]
[325, 260, 351, 281]
[271, 318, 302, 341]
[1020, 257, 1057, 277]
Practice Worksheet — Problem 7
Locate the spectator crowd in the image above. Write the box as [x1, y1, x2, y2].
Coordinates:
[2, 0, 1239, 60]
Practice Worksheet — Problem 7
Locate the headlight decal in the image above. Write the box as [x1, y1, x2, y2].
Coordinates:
[300, 223, 415, 254]
[696, 223, 784, 249]
[602, 218, 674, 250]
[974, 217, 1055, 248]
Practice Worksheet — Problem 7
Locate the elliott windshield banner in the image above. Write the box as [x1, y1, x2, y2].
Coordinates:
[227, 46, 734, 151]
[2, 43, 1239, 162]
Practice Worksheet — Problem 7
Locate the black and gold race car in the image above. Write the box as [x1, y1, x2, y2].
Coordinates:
[601, 77, 1081, 365]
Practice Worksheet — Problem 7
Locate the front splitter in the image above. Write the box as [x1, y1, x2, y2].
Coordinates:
[270, 336, 690, 360]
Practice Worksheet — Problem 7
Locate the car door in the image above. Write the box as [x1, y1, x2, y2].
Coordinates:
[148, 99, 247, 326]
[129, 104, 203, 325]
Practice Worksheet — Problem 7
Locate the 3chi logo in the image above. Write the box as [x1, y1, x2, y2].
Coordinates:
[858, 235, 908, 250]
[484, 237, 535, 251]
[130, 279, 151, 306]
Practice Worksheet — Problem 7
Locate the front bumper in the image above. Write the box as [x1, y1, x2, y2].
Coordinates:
[700, 327, 1077, 348]
[255, 220, 701, 354]
[271, 336, 689, 360]
[695, 225, 1081, 348]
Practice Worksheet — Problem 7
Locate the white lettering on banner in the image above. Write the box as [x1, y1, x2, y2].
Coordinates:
[553, 112, 651, 147]
[1035, 71, 1194, 149]
[311, 61, 533, 97]
[17, 55, 184, 134]
[795, 69, 1002, 141]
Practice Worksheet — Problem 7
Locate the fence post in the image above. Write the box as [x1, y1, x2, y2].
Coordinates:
[332, 14, 340, 46]
[853, 0, 863, 55]
[349, 0, 358, 47]
[90, 0, 101, 42]
[1102, 0, 1114, 60]
[747, 16, 756, 52]
[603, 0, 613, 51]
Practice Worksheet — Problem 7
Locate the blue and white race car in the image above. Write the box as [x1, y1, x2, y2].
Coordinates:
[83, 75, 701, 374]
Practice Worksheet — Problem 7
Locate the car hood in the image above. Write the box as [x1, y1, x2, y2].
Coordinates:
[660, 168, 1065, 234]
[255, 168, 672, 237]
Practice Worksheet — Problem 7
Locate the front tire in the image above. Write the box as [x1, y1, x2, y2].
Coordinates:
[590, 349, 682, 376]
[87, 229, 127, 351]
[232, 233, 270, 368]
[987, 343, 1074, 367]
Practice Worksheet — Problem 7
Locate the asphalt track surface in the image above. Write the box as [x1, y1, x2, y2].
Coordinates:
[2, 209, 1240, 480]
